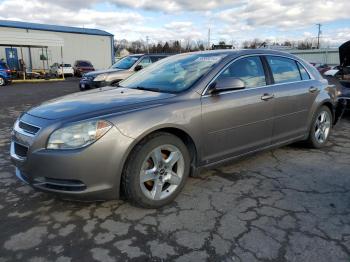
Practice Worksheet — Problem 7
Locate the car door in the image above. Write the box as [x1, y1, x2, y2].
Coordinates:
[264, 55, 316, 144]
[201, 55, 275, 164]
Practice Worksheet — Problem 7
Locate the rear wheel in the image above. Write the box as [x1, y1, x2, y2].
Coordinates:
[122, 132, 190, 208]
[0, 77, 6, 86]
[305, 106, 332, 148]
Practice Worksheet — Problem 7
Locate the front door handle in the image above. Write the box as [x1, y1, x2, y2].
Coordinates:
[261, 93, 275, 101]
[309, 86, 318, 93]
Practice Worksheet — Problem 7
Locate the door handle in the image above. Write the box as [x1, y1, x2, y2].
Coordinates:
[309, 86, 318, 93]
[261, 93, 275, 101]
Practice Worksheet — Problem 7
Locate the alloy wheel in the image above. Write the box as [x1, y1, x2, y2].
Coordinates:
[314, 110, 331, 144]
[139, 144, 185, 200]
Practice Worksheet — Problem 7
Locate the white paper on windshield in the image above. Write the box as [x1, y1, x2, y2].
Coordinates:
[195, 56, 223, 62]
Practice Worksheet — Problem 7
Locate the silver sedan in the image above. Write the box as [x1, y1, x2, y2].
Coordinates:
[10, 49, 345, 208]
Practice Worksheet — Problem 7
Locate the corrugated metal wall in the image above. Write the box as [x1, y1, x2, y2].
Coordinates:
[287, 49, 340, 65]
[0, 27, 113, 70]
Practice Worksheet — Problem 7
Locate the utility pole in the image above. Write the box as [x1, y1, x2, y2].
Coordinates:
[207, 28, 211, 50]
[146, 36, 150, 53]
[316, 24, 321, 49]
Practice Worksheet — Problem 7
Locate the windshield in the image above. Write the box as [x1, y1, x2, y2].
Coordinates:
[111, 56, 141, 70]
[120, 53, 226, 93]
[78, 61, 92, 67]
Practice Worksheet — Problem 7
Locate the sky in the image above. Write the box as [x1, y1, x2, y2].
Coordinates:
[0, 0, 349, 47]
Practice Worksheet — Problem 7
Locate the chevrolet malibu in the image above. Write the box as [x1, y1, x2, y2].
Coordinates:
[11, 50, 344, 208]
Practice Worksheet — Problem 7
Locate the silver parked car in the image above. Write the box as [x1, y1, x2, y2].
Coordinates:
[11, 50, 345, 208]
[79, 54, 169, 90]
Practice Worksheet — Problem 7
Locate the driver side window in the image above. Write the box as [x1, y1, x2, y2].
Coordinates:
[217, 56, 266, 88]
[138, 57, 152, 68]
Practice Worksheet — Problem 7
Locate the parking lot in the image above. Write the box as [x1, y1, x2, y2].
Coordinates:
[0, 80, 349, 262]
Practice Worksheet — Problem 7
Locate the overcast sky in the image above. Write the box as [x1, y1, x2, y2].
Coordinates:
[0, 0, 349, 47]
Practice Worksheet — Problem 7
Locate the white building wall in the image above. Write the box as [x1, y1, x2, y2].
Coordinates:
[0, 27, 113, 70]
[287, 49, 340, 65]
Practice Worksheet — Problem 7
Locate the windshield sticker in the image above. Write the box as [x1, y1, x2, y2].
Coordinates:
[195, 56, 223, 62]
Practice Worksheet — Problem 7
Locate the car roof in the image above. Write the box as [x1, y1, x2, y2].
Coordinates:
[188, 49, 298, 58]
[130, 53, 173, 57]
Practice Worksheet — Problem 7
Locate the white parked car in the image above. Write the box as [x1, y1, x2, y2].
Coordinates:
[324, 66, 341, 77]
[50, 63, 74, 77]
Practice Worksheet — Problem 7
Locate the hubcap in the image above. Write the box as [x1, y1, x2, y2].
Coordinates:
[0, 78, 4, 86]
[139, 144, 185, 201]
[314, 111, 331, 144]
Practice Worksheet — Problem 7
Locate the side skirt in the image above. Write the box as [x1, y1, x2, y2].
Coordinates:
[194, 135, 305, 175]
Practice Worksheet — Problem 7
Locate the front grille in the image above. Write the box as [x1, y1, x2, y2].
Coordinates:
[34, 177, 86, 192]
[14, 142, 28, 158]
[19, 121, 40, 135]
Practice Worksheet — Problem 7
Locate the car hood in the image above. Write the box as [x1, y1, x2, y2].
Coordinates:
[84, 68, 123, 76]
[27, 87, 175, 120]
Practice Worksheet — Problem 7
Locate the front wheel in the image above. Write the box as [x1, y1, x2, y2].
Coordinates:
[305, 106, 332, 148]
[122, 132, 190, 208]
[0, 77, 6, 86]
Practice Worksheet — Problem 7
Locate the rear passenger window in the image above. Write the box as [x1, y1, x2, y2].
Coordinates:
[266, 56, 301, 84]
[138, 57, 152, 67]
[150, 56, 164, 62]
[297, 62, 310, 80]
[217, 56, 266, 88]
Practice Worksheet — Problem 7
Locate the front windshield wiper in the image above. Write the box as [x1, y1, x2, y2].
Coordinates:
[135, 86, 162, 93]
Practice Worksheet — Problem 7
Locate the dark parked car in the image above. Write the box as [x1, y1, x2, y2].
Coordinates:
[74, 60, 94, 77]
[339, 80, 350, 110]
[79, 54, 169, 91]
[11, 50, 345, 208]
[0, 61, 12, 86]
[315, 64, 331, 75]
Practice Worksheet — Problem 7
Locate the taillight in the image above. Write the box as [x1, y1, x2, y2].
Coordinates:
[6, 69, 11, 73]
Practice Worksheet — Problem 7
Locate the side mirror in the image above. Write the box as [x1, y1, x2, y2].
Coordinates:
[134, 65, 143, 71]
[209, 77, 245, 94]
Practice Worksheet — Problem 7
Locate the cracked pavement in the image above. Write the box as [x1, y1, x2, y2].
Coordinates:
[0, 81, 350, 262]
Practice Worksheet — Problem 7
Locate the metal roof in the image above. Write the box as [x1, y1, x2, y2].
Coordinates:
[0, 20, 113, 37]
[0, 32, 64, 47]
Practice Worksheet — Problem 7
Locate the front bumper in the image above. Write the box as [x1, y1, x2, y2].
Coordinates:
[10, 115, 134, 200]
[79, 79, 107, 90]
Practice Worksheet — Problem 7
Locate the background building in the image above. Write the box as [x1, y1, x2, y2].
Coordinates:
[0, 20, 114, 72]
[288, 48, 340, 65]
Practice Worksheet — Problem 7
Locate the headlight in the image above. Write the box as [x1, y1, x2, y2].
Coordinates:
[93, 73, 107, 82]
[47, 120, 112, 149]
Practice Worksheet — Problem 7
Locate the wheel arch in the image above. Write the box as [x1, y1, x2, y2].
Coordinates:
[118, 126, 200, 197]
[320, 100, 338, 125]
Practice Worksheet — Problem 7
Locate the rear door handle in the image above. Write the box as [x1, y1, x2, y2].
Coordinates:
[309, 86, 318, 93]
[261, 93, 275, 101]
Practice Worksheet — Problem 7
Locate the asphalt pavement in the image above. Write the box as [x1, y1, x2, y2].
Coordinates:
[0, 80, 349, 262]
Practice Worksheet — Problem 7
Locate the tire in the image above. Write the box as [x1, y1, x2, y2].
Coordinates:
[0, 77, 6, 86]
[305, 106, 333, 148]
[122, 132, 190, 208]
